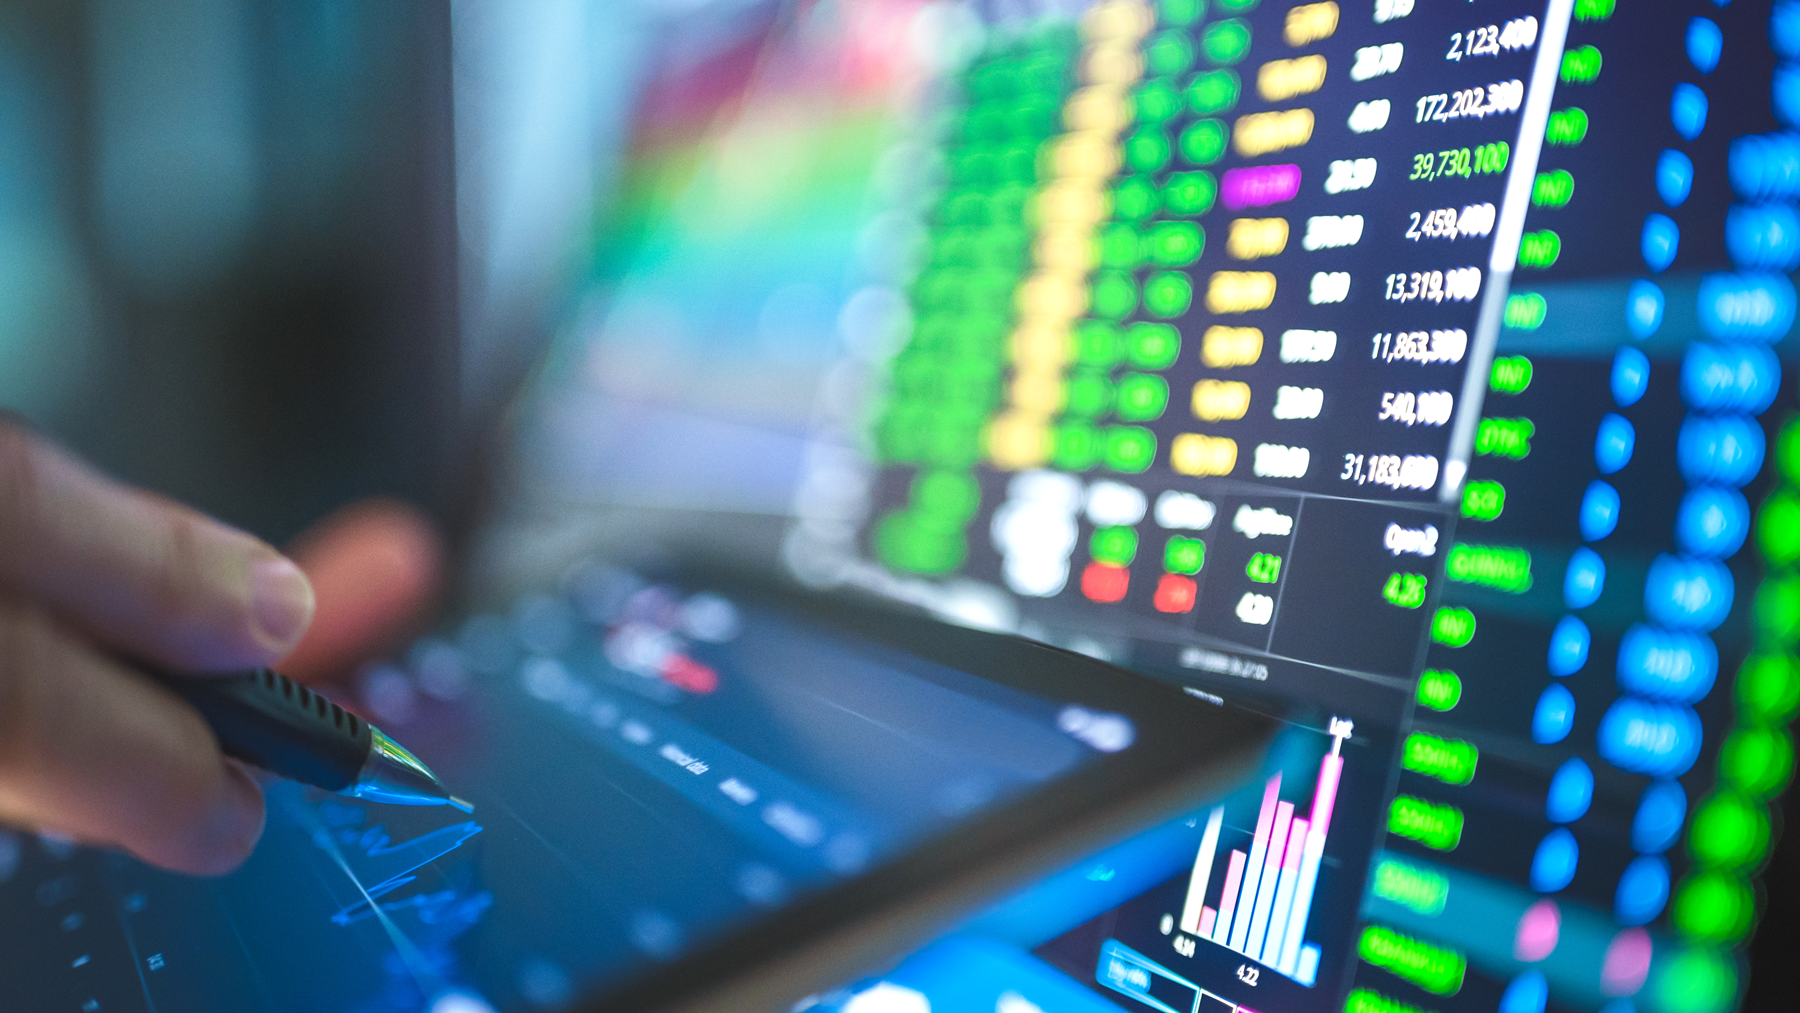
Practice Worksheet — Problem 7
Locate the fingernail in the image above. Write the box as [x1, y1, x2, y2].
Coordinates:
[251, 557, 315, 649]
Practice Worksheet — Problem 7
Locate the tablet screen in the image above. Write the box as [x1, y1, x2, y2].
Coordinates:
[0, 571, 1152, 1013]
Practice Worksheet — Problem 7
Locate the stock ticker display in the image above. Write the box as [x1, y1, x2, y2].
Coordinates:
[808, 0, 1800, 1011]
[0, 2, 1797, 1013]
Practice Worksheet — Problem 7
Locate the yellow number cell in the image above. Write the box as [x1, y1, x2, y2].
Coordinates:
[1206, 271, 1278, 313]
[1008, 322, 1073, 368]
[1202, 325, 1265, 366]
[1050, 132, 1123, 180]
[1034, 225, 1098, 272]
[1226, 217, 1290, 260]
[1257, 55, 1328, 101]
[1009, 369, 1066, 415]
[1064, 87, 1133, 133]
[1016, 271, 1090, 322]
[1034, 180, 1109, 227]
[1192, 379, 1252, 421]
[1084, 44, 1146, 87]
[1284, 1, 1340, 47]
[1171, 433, 1239, 476]
[1082, 0, 1155, 44]
[986, 412, 1052, 470]
[1234, 108, 1314, 157]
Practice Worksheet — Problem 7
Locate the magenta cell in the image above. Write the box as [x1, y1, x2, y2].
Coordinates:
[1222, 164, 1302, 209]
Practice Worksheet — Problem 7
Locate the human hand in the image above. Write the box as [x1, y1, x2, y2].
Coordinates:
[0, 422, 315, 874]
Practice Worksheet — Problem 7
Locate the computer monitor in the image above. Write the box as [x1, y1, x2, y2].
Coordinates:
[514, 0, 1800, 1010]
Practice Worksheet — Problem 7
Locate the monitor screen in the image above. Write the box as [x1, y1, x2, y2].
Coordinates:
[512, 0, 1797, 1011]
[758, 0, 1794, 1011]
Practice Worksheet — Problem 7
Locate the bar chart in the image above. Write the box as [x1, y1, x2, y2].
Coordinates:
[1173, 717, 1351, 987]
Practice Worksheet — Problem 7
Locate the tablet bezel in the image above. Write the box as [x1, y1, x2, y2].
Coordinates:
[569, 580, 1275, 1013]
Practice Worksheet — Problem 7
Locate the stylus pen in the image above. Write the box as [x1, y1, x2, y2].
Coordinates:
[151, 667, 473, 813]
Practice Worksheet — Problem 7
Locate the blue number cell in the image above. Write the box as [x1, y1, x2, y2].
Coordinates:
[1777, 65, 1800, 127]
[1500, 972, 1550, 1013]
[1687, 18, 1723, 73]
[1682, 341, 1780, 412]
[1671, 83, 1709, 141]
[1564, 547, 1606, 608]
[1677, 414, 1766, 486]
[1615, 856, 1672, 925]
[1595, 414, 1636, 474]
[1546, 757, 1595, 823]
[1612, 346, 1651, 407]
[1533, 684, 1576, 744]
[1776, 0, 1800, 59]
[1645, 553, 1735, 631]
[1657, 150, 1696, 207]
[1530, 827, 1580, 892]
[1632, 780, 1689, 853]
[1627, 279, 1665, 338]
[1729, 133, 1800, 201]
[1548, 615, 1592, 676]
[1617, 624, 1720, 702]
[1677, 485, 1751, 556]
[1727, 204, 1800, 271]
[1580, 480, 1621, 540]
[1641, 214, 1680, 272]
[1698, 271, 1797, 341]
[1599, 697, 1704, 776]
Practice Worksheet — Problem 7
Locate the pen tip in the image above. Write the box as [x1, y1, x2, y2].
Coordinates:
[448, 796, 475, 814]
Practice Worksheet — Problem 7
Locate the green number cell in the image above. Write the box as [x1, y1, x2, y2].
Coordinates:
[1126, 322, 1181, 369]
[1186, 70, 1241, 114]
[1144, 271, 1194, 317]
[1164, 536, 1205, 574]
[1104, 426, 1157, 472]
[1202, 19, 1252, 64]
[1180, 119, 1228, 164]
[1490, 355, 1533, 393]
[1146, 221, 1204, 265]
[1090, 525, 1139, 566]
[1115, 373, 1170, 421]
[1162, 171, 1219, 216]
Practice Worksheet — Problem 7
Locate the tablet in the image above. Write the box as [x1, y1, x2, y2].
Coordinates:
[0, 567, 1272, 1013]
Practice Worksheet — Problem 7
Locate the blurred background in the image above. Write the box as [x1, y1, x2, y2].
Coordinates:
[0, 0, 716, 549]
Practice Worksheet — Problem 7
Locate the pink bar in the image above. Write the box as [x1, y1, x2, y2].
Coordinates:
[1308, 754, 1345, 838]
[1264, 802, 1295, 871]
[1221, 164, 1301, 210]
[1214, 850, 1248, 941]
[1284, 818, 1310, 868]
[1199, 906, 1217, 936]
[1253, 775, 1282, 844]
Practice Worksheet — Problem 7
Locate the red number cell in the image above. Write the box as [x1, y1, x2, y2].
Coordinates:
[1154, 573, 1198, 613]
[1081, 562, 1131, 603]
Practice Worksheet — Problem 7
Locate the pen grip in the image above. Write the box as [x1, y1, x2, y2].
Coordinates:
[156, 669, 373, 792]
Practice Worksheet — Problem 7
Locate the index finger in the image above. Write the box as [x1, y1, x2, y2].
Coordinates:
[0, 423, 315, 672]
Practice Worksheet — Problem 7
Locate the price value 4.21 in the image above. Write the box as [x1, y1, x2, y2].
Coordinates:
[1416, 80, 1523, 123]
[1409, 143, 1509, 181]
